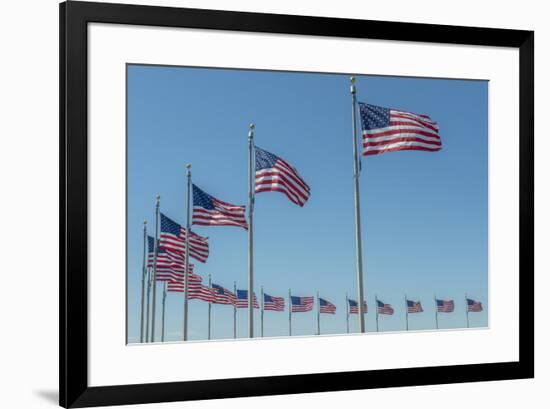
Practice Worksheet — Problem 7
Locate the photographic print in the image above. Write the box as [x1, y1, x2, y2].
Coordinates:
[126, 65, 488, 343]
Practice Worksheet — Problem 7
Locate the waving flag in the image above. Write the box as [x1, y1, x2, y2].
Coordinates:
[467, 298, 483, 312]
[235, 290, 259, 308]
[319, 298, 336, 314]
[376, 300, 394, 315]
[211, 284, 236, 305]
[407, 300, 424, 313]
[255, 146, 311, 207]
[263, 293, 285, 311]
[348, 299, 367, 314]
[436, 299, 455, 313]
[159, 213, 209, 262]
[192, 184, 248, 229]
[167, 276, 214, 302]
[359, 102, 441, 156]
[147, 236, 196, 282]
[291, 296, 314, 312]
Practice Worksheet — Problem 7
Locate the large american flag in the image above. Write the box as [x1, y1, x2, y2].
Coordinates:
[291, 296, 314, 312]
[263, 293, 285, 311]
[467, 298, 483, 312]
[359, 102, 441, 156]
[159, 213, 209, 263]
[255, 146, 310, 207]
[211, 284, 236, 305]
[235, 290, 259, 308]
[376, 300, 394, 315]
[348, 299, 367, 314]
[436, 299, 455, 313]
[147, 236, 196, 282]
[319, 298, 336, 314]
[192, 184, 248, 229]
[406, 300, 423, 313]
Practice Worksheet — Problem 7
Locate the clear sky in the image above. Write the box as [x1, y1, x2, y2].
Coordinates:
[126, 64, 488, 343]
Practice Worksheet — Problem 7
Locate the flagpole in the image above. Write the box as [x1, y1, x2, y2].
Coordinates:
[150, 195, 160, 342]
[434, 294, 439, 330]
[139, 220, 147, 343]
[145, 267, 151, 342]
[375, 294, 379, 332]
[345, 292, 349, 334]
[233, 281, 237, 339]
[208, 274, 212, 340]
[316, 291, 321, 336]
[465, 293, 470, 328]
[247, 123, 255, 339]
[161, 282, 167, 342]
[183, 165, 192, 341]
[260, 286, 264, 338]
[405, 294, 409, 331]
[288, 288, 292, 336]
[350, 77, 366, 333]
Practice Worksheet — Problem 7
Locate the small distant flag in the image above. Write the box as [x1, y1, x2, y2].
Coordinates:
[255, 146, 311, 207]
[235, 290, 259, 308]
[436, 299, 455, 313]
[192, 184, 248, 229]
[291, 296, 314, 312]
[467, 298, 483, 312]
[159, 213, 209, 263]
[147, 236, 196, 282]
[319, 298, 336, 314]
[263, 293, 285, 311]
[359, 102, 441, 156]
[164, 271, 203, 290]
[407, 300, 424, 313]
[211, 284, 236, 305]
[376, 300, 394, 315]
[348, 299, 367, 314]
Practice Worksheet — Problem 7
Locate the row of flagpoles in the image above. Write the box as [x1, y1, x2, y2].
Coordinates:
[138, 76, 446, 342]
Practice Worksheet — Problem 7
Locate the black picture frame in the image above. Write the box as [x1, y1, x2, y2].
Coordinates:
[60, 1, 534, 407]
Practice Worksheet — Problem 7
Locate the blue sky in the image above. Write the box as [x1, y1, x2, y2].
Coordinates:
[126, 64, 488, 343]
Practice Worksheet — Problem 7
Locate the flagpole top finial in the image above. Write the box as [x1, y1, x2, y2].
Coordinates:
[143, 220, 147, 225]
[249, 123, 255, 130]
[156, 194, 160, 201]
[350, 76, 356, 84]
[186, 163, 192, 170]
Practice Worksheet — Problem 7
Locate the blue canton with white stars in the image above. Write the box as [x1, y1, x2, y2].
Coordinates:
[359, 103, 391, 130]
[255, 146, 279, 171]
[160, 213, 181, 235]
[192, 185, 216, 210]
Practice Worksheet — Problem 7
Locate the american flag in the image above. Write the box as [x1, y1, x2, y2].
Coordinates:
[159, 213, 209, 263]
[167, 279, 214, 302]
[359, 102, 441, 156]
[147, 236, 196, 282]
[235, 290, 259, 309]
[406, 300, 423, 313]
[211, 284, 236, 305]
[348, 299, 367, 314]
[192, 184, 248, 229]
[436, 299, 455, 313]
[467, 298, 483, 312]
[291, 296, 314, 312]
[376, 300, 394, 315]
[263, 293, 285, 311]
[255, 146, 311, 207]
[319, 298, 336, 314]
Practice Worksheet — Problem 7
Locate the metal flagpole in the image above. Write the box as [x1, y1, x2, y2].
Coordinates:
[208, 274, 212, 340]
[350, 77, 366, 333]
[345, 292, 350, 334]
[161, 282, 167, 342]
[375, 294, 379, 332]
[465, 293, 470, 328]
[183, 165, 192, 341]
[288, 288, 292, 336]
[139, 220, 147, 343]
[434, 294, 439, 330]
[405, 294, 409, 331]
[145, 267, 152, 342]
[260, 286, 264, 338]
[247, 123, 256, 339]
[150, 195, 160, 342]
[233, 281, 237, 339]
[316, 291, 321, 336]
